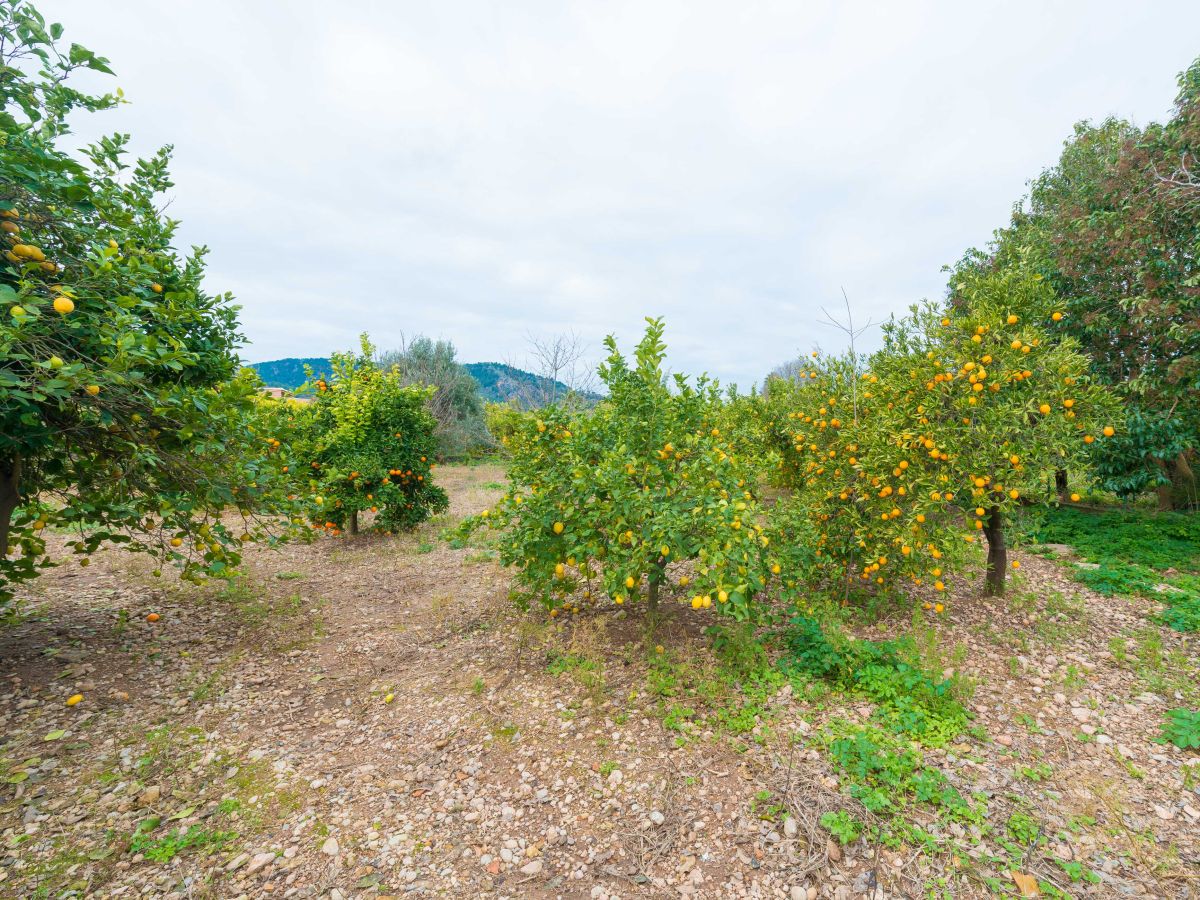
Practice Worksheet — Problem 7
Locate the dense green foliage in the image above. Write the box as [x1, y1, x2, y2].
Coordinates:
[0, 2, 295, 603]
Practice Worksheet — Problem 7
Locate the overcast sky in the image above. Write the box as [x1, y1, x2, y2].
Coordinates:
[50, 1, 1200, 389]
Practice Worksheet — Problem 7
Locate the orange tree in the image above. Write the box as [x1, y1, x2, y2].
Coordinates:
[1, 3, 297, 604]
[768, 267, 1118, 600]
[289, 336, 448, 536]
[455, 318, 772, 620]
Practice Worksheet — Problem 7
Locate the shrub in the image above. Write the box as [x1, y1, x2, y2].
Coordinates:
[377, 336, 492, 459]
[456, 318, 772, 619]
[289, 336, 448, 535]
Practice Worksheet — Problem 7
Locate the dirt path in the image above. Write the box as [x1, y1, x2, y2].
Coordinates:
[1, 465, 1198, 899]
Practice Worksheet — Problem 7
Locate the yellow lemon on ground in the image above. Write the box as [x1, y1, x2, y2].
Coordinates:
[66, 694, 83, 706]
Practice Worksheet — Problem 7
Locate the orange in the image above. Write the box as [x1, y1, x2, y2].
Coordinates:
[146, 612, 160, 622]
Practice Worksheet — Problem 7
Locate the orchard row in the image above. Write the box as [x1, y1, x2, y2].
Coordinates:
[459, 267, 1119, 618]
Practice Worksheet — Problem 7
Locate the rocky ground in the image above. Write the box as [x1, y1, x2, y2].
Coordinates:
[2, 464, 1198, 899]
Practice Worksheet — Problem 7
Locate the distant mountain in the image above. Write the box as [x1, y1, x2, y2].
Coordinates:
[247, 357, 599, 407]
[247, 357, 330, 391]
[464, 362, 599, 407]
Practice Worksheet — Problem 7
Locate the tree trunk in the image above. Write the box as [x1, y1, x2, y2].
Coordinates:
[0, 454, 21, 559]
[349, 510, 359, 535]
[1156, 459, 1175, 511]
[983, 506, 1006, 596]
[1169, 451, 1197, 511]
[647, 558, 664, 615]
[1055, 469, 1069, 503]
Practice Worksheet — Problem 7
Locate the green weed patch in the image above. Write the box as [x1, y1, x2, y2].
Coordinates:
[777, 616, 970, 746]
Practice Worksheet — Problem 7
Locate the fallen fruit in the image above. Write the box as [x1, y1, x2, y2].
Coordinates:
[66, 694, 83, 706]
[146, 612, 160, 623]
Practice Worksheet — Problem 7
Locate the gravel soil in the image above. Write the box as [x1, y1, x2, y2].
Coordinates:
[2, 464, 1198, 899]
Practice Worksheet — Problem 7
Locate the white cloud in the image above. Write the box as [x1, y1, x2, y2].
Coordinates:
[50, 0, 1200, 387]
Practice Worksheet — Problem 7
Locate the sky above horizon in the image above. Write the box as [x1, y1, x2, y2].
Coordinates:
[50, 0, 1200, 389]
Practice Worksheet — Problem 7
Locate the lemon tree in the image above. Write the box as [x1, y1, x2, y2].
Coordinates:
[0, 3, 297, 604]
[290, 336, 448, 536]
[769, 267, 1118, 600]
[457, 318, 772, 620]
